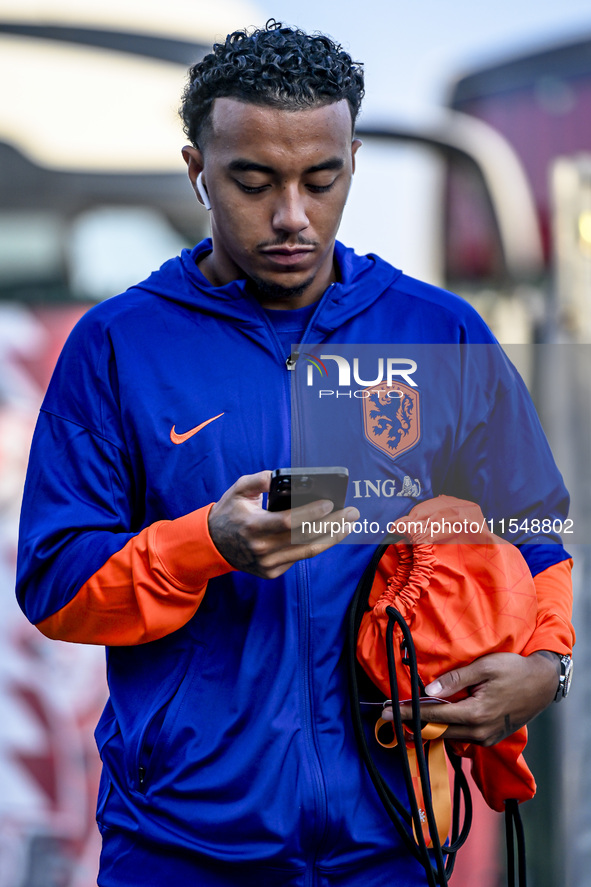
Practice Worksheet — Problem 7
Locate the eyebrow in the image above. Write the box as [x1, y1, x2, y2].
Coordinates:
[227, 157, 345, 175]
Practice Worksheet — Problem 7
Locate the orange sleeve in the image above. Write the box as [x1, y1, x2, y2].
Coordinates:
[522, 558, 575, 656]
[36, 503, 234, 646]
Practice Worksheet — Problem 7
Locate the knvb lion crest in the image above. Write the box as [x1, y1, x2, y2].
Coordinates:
[362, 381, 420, 459]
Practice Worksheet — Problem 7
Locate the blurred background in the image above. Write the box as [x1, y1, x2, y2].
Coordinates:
[0, 1, 590, 884]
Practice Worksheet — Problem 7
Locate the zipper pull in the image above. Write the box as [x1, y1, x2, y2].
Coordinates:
[138, 765, 146, 788]
[286, 351, 300, 371]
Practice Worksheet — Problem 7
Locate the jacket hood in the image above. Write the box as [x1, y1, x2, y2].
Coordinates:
[133, 239, 402, 341]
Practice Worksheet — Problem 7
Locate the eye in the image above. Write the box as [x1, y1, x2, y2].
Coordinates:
[307, 179, 337, 194]
[234, 180, 269, 194]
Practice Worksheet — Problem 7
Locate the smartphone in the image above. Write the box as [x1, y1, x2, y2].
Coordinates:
[267, 467, 349, 512]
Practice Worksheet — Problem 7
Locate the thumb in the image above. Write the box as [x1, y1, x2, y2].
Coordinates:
[425, 663, 476, 699]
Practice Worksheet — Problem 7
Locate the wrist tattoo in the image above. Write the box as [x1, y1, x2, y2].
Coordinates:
[210, 514, 257, 571]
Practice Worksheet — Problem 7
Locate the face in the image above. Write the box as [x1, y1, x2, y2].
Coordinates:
[182, 97, 361, 309]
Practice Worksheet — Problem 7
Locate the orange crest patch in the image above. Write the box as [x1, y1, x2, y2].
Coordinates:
[362, 382, 420, 459]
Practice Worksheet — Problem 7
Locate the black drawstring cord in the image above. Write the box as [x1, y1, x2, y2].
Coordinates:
[348, 537, 472, 885]
[386, 605, 463, 886]
[347, 541, 423, 862]
[447, 745, 473, 855]
[385, 607, 444, 886]
[505, 799, 527, 887]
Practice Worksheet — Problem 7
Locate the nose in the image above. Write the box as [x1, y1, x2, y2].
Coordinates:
[272, 185, 309, 234]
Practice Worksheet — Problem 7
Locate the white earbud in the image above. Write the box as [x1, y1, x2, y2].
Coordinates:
[196, 171, 212, 211]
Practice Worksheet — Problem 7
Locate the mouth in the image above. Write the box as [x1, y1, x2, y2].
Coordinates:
[260, 246, 315, 267]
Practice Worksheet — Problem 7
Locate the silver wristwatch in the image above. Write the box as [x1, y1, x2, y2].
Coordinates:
[554, 654, 573, 702]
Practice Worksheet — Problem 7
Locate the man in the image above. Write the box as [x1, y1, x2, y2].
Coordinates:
[17, 21, 573, 887]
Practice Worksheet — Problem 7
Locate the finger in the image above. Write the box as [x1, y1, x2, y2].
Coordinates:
[301, 514, 359, 551]
[381, 700, 496, 746]
[285, 514, 361, 560]
[257, 507, 362, 573]
[284, 499, 359, 525]
[397, 696, 517, 746]
[263, 498, 336, 537]
[263, 502, 360, 540]
[290, 504, 361, 540]
[398, 697, 477, 726]
[220, 502, 358, 578]
[232, 469, 273, 499]
[424, 713, 526, 746]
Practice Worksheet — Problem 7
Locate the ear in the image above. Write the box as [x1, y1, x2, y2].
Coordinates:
[182, 145, 208, 207]
[351, 138, 362, 175]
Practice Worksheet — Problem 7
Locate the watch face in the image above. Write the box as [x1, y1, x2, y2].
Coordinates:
[563, 656, 573, 697]
[556, 655, 573, 701]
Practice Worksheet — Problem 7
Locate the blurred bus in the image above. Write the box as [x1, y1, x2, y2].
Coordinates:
[445, 34, 591, 341]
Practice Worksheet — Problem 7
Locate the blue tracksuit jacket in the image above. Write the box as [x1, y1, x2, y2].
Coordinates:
[16, 240, 570, 886]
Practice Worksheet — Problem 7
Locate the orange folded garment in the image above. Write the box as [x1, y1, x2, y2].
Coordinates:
[356, 495, 538, 813]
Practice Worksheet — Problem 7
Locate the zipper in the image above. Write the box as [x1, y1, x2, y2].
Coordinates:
[286, 351, 299, 371]
[297, 558, 329, 883]
[263, 301, 331, 878]
[136, 706, 165, 793]
[289, 341, 329, 881]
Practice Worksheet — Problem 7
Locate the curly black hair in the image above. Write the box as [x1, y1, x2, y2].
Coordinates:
[180, 19, 365, 147]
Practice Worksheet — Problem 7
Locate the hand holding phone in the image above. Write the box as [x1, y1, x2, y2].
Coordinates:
[208, 469, 358, 580]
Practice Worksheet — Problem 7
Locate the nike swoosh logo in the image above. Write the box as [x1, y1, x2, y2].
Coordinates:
[170, 412, 224, 444]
